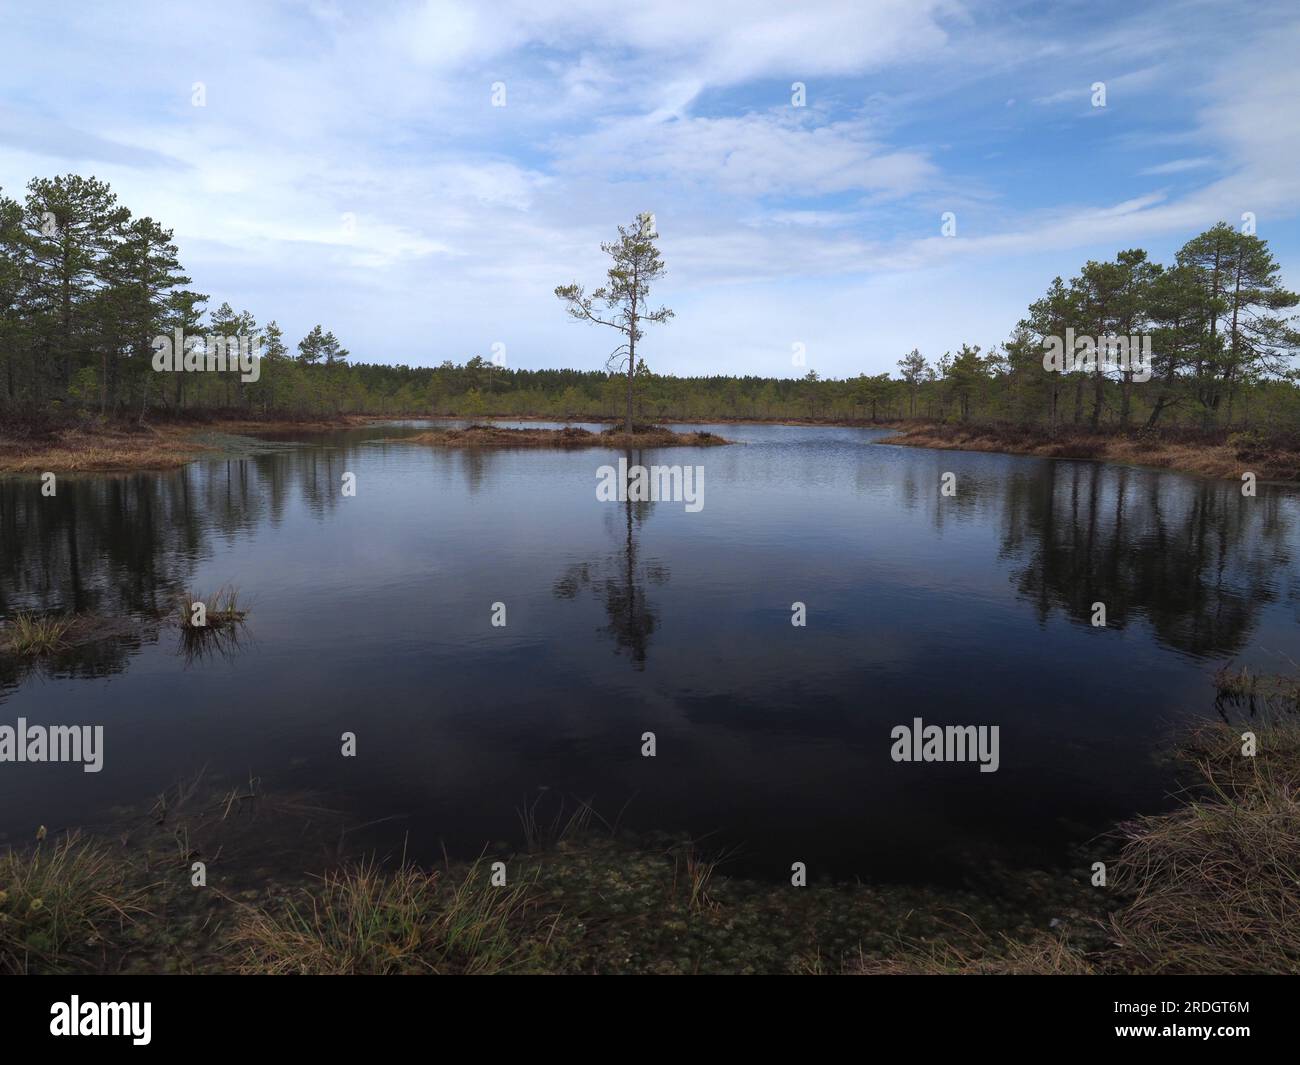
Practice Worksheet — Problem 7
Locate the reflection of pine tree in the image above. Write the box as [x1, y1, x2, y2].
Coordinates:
[0, 438, 372, 626]
[553, 467, 667, 669]
[998, 461, 1290, 657]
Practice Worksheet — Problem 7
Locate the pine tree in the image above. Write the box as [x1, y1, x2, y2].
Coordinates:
[556, 213, 673, 434]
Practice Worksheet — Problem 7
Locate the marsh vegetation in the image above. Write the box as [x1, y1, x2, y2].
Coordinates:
[3, 715, 1296, 974]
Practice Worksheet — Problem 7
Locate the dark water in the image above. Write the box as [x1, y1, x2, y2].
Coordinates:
[3, 421, 1298, 882]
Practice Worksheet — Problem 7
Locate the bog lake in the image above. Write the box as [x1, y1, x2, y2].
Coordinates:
[3, 420, 1297, 883]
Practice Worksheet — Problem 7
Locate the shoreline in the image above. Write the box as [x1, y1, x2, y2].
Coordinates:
[877, 421, 1300, 485]
[0, 414, 381, 474]
[0, 774, 1110, 975]
[3, 548, 1296, 972]
[2, 714, 1291, 974]
[407, 423, 731, 449]
[3, 412, 1297, 484]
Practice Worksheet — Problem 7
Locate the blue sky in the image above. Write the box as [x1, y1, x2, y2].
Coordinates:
[2, 0, 1297, 379]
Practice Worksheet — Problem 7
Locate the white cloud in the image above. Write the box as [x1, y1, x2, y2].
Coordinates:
[1139, 157, 1214, 175]
[555, 109, 935, 199]
[0, 0, 1297, 379]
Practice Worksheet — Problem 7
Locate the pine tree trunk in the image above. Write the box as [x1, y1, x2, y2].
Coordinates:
[625, 327, 635, 435]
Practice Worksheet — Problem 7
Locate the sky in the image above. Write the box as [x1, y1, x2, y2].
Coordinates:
[1, 0, 1298, 380]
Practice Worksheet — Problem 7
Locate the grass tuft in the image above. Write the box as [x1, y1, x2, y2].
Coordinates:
[517, 793, 596, 853]
[231, 858, 534, 974]
[848, 933, 1096, 975]
[671, 842, 721, 915]
[1108, 717, 1300, 974]
[177, 587, 246, 630]
[176, 587, 249, 662]
[0, 831, 145, 974]
[1213, 663, 1300, 716]
[0, 611, 76, 656]
[233, 860, 436, 975]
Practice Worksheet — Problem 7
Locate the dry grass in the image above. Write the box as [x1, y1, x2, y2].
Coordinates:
[1213, 663, 1300, 716]
[1108, 717, 1300, 974]
[599, 424, 729, 448]
[0, 614, 147, 677]
[671, 843, 721, 915]
[0, 422, 217, 473]
[0, 831, 146, 974]
[0, 414, 377, 474]
[177, 587, 247, 631]
[882, 421, 1300, 483]
[410, 423, 729, 449]
[176, 587, 249, 662]
[517, 793, 596, 852]
[231, 858, 535, 974]
[849, 933, 1096, 975]
[3, 714, 1293, 976]
[0, 611, 77, 656]
[838, 714, 1300, 976]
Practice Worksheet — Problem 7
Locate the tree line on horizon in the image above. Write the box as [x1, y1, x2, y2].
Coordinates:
[0, 175, 357, 420]
[2, 173, 1298, 433]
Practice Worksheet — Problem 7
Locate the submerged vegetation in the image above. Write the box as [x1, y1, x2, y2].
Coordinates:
[3, 714, 1296, 975]
[1213, 663, 1300, 714]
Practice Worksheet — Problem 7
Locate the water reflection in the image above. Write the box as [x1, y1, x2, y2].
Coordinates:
[2, 424, 1299, 877]
[997, 461, 1291, 658]
[0, 473, 201, 618]
[0, 618, 155, 694]
[554, 450, 665, 668]
[2, 432, 1295, 672]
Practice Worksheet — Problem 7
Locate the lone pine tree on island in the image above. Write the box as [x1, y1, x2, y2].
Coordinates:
[555, 212, 674, 435]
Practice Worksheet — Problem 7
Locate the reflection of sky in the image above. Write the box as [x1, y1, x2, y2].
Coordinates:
[3, 424, 1298, 881]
